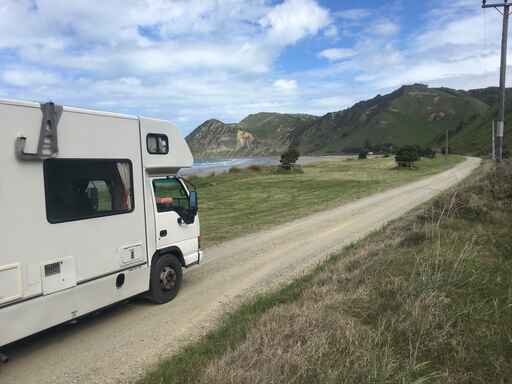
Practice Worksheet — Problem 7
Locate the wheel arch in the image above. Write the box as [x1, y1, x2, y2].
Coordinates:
[152, 246, 185, 267]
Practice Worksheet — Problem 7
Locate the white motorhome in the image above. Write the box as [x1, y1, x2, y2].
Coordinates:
[0, 100, 202, 353]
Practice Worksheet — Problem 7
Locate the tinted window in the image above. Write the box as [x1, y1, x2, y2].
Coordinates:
[147, 134, 169, 154]
[153, 178, 189, 213]
[44, 159, 134, 223]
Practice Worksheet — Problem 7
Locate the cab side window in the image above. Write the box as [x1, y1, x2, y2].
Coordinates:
[153, 178, 189, 213]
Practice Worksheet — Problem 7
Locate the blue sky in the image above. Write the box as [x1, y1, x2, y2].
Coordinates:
[0, 0, 509, 134]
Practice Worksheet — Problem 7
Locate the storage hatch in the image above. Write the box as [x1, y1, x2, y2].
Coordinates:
[0, 264, 22, 305]
[41, 257, 77, 295]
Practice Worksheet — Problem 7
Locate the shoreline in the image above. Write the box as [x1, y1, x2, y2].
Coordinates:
[179, 155, 352, 177]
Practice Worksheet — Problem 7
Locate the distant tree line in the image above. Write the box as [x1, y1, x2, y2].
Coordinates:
[355, 141, 438, 168]
[395, 145, 436, 168]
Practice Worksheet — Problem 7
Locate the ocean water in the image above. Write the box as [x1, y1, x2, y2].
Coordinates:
[179, 157, 278, 177]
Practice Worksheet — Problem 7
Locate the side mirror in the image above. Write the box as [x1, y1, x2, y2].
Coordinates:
[189, 191, 198, 214]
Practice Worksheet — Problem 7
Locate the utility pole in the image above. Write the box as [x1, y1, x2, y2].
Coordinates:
[492, 120, 496, 159]
[445, 128, 449, 156]
[482, 1, 510, 162]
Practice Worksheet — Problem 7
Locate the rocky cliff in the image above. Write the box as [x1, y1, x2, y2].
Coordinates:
[186, 113, 318, 158]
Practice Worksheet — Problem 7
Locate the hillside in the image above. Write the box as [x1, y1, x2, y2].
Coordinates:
[298, 85, 488, 154]
[187, 113, 319, 158]
[450, 87, 512, 156]
[187, 84, 492, 158]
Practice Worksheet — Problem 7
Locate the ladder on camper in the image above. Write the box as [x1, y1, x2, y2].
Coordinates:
[16, 102, 62, 161]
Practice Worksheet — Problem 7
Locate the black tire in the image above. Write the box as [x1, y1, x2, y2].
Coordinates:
[149, 254, 182, 304]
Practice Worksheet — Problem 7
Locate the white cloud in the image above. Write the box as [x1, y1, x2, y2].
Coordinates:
[0, 0, 339, 133]
[371, 19, 400, 36]
[273, 79, 298, 92]
[2, 69, 59, 87]
[415, 14, 496, 51]
[312, 95, 355, 110]
[0, 0, 332, 78]
[331, 3, 507, 93]
[0, 0, 273, 74]
[1, 0, 507, 136]
[318, 48, 356, 61]
[335, 9, 371, 21]
[324, 25, 338, 39]
[260, 0, 331, 45]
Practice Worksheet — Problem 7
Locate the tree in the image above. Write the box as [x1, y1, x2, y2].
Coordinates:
[422, 147, 436, 159]
[395, 145, 420, 168]
[418, 147, 436, 159]
[280, 146, 300, 170]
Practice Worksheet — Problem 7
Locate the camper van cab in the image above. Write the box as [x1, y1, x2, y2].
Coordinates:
[0, 99, 202, 349]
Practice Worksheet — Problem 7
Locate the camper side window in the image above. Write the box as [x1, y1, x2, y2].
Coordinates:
[153, 178, 189, 213]
[44, 159, 134, 223]
[147, 134, 169, 154]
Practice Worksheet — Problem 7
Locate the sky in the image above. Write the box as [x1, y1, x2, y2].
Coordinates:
[0, 0, 510, 134]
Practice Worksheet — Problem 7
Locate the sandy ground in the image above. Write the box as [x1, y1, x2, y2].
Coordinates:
[0, 157, 480, 384]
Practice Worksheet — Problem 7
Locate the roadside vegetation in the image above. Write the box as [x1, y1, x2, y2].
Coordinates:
[191, 155, 463, 246]
[142, 160, 512, 384]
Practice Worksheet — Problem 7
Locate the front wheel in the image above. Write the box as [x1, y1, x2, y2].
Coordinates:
[149, 254, 183, 304]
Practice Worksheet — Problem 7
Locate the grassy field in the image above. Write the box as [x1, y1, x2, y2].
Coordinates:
[191, 155, 464, 246]
[142, 160, 512, 384]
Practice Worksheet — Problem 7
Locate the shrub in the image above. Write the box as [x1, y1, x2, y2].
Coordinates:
[395, 146, 419, 168]
[229, 166, 241, 174]
[358, 151, 368, 160]
[280, 146, 300, 170]
[420, 147, 436, 159]
[248, 165, 263, 172]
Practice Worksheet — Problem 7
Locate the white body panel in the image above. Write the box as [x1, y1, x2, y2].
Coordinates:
[0, 99, 201, 348]
[1, 265, 148, 347]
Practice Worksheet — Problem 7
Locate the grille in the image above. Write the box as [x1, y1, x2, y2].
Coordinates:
[44, 262, 61, 277]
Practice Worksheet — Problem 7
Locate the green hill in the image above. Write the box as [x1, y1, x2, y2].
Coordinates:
[297, 84, 488, 154]
[240, 112, 318, 140]
[187, 84, 497, 158]
[450, 87, 512, 156]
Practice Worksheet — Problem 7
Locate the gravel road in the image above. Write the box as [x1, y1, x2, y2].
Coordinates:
[0, 157, 480, 384]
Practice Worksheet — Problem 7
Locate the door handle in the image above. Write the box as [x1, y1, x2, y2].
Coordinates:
[160, 230, 167, 237]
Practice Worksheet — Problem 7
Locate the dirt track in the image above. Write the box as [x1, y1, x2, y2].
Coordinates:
[0, 157, 480, 384]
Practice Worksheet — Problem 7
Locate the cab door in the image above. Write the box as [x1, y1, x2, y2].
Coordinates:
[152, 177, 199, 265]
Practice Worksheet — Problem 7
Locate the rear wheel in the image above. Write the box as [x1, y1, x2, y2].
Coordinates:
[149, 254, 182, 304]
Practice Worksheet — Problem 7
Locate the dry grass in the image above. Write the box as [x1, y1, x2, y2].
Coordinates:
[247, 164, 263, 172]
[142, 160, 512, 384]
[228, 166, 242, 174]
